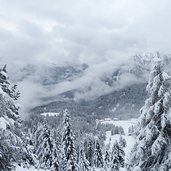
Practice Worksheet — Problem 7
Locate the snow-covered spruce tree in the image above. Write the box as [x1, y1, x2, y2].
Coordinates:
[94, 139, 104, 169]
[78, 143, 90, 171]
[84, 135, 95, 167]
[0, 65, 20, 100]
[22, 135, 39, 169]
[33, 122, 44, 150]
[60, 151, 68, 171]
[36, 124, 54, 169]
[62, 109, 78, 171]
[111, 141, 125, 171]
[127, 56, 171, 171]
[50, 128, 60, 171]
[0, 65, 23, 170]
[51, 140, 60, 171]
[104, 149, 111, 170]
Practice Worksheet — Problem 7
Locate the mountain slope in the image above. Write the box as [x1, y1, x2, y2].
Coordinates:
[10, 53, 171, 119]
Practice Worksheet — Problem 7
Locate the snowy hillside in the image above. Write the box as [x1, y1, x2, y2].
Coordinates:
[100, 119, 136, 165]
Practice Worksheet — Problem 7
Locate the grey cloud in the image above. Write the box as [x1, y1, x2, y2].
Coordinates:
[1, 0, 169, 66]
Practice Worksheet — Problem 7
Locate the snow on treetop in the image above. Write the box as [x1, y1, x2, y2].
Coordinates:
[0, 117, 8, 130]
[153, 56, 161, 63]
[162, 72, 170, 80]
[0, 69, 7, 75]
[0, 86, 6, 96]
[167, 109, 171, 122]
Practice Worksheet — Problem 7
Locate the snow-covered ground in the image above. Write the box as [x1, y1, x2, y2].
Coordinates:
[102, 118, 137, 169]
[99, 118, 137, 134]
[40, 112, 60, 117]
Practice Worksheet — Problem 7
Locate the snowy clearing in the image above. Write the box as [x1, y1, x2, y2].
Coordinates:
[99, 118, 137, 134]
[105, 131, 135, 162]
[40, 112, 60, 117]
[103, 119, 137, 164]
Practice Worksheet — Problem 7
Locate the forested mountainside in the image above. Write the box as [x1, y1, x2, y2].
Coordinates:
[31, 83, 147, 119]
[10, 54, 171, 119]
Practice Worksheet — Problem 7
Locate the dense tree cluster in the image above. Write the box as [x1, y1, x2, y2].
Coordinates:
[127, 56, 171, 171]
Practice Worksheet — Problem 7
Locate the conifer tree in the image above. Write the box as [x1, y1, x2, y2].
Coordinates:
[51, 143, 60, 171]
[104, 149, 111, 170]
[36, 125, 53, 169]
[78, 144, 90, 171]
[22, 135, 39, 169]
[34, 123, 44, 150]
[62, 109, 78, 171]
[48, 129, 60, 171]
[60, 151, 68, 171]
[84, 136, 95, 167]
[94, 139, 104, 168]
[127, 55, 171, 171]
[0, 65, 23, 170]
[111, 141, 125, 171]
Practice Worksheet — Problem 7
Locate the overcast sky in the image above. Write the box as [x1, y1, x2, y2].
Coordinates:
[0, 0, 171, 67]
[0, 0, 171, 115]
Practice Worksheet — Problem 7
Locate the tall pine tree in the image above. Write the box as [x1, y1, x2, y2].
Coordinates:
[0, 65, 22, 170]
[111, 141, 125, 171]
[104, 149, 111, 170]
[51, 138, 60, 171]
[78, 143, 90, 171]
[127, 55, 171, 171]
[84, 135, 95, 167]
[94, 139, 103, 169]
[62, 109, 78, 171]
[36, 124, 53, 169]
